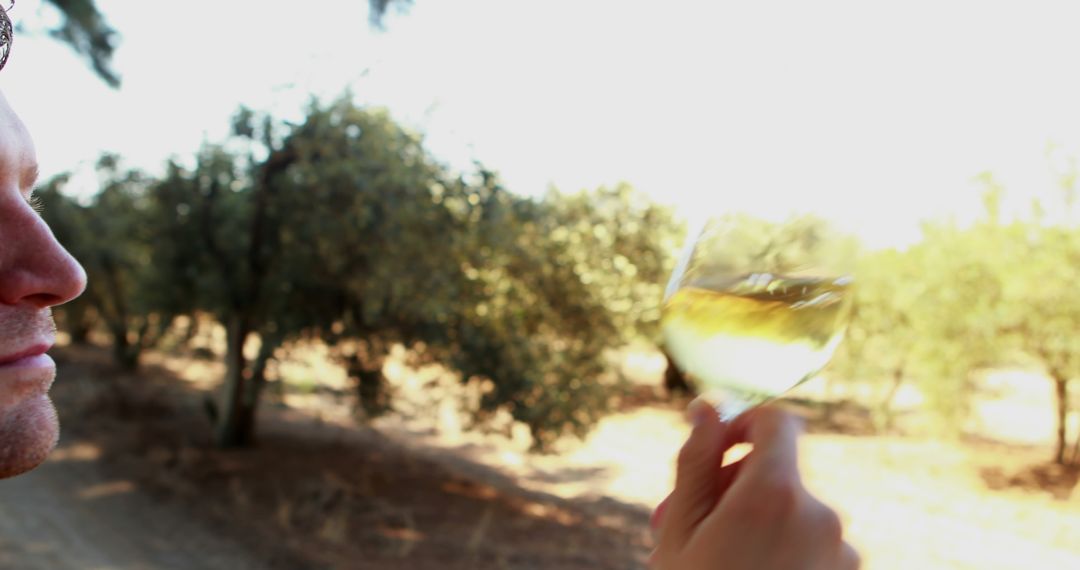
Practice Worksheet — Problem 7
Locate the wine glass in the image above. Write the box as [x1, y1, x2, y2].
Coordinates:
[661, 214, 854, 420]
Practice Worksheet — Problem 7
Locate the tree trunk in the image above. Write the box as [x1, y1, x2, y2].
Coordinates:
[1053, 376, 1069, 465]
[214, 315, 253, 448]
[211, 146, 293, 447]
[66, 305, 93, 345]
[1071, 421, 1080, 467]
[876, 366, 906, 432]
[69, 323, 91, 345]
[205, 146, 294, 449]
[111, 326, 139, 371]
[182, 315, 200, 344]
[352, 361, 389, 418]
[663, 352, 694, 397]
[234, 334, 280, 445]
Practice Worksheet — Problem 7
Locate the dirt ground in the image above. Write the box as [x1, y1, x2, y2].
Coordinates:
[35, 345, 652, 569]
[0, 442, 289, 570]
[5, 343, 1078, 569]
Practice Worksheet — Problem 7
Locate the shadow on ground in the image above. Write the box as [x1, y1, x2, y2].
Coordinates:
[51, 344, 653, 570]
[979, 462, 1079, 501]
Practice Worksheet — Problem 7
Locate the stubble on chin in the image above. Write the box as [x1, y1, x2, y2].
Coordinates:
[0, 395, 59, 479]
[0, 309, 61, 479]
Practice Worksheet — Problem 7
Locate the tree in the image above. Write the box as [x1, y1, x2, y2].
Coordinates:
[146, 137, 280, 447]
[540, 184, 683, 343]
[900, 220, 1009, 426]
[152, 97, 469, 447]
[262, 99, 682, 449]
[831, 248, 924, 430]
[930, 178, 1080, 465]
[38, 155, 165, 368]
[368, 0, 413, 27]
[24, 0, 413, 87]
[833, 176, 1080, 464]
[259, 98, 463, 421]
[999, 223, 1080, 464]
[43, 93, 682, 450]
[446, 182, 681, 448]
[40, 0, 120, 87]
[34, 174, 97, 343]
[837, 213, 1009, 432]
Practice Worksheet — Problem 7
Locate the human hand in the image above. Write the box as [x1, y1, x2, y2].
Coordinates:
[650, 403, 859, 570]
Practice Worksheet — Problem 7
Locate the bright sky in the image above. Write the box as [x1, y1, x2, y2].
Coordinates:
[4, 0, 1080, 248]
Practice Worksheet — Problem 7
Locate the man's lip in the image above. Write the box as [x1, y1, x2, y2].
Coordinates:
[0, 344, 52, 366]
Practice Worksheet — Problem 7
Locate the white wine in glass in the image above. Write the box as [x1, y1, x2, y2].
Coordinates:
[662, 215, 853, 420]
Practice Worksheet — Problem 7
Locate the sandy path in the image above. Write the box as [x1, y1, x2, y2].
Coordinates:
[380, 405, 1080, 570]
[0, 442, 275, 570]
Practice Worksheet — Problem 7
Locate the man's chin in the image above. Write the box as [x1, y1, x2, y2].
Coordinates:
[0, 395, 59, 479]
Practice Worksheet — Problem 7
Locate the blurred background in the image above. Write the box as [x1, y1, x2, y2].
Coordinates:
[0, 0, 1077, 568]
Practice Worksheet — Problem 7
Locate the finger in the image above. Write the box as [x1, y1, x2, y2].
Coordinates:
[729, 406, 802, 482]
[839, 542, 861, 570]
[695, 407, 805, 545]
[653, 454, 744, 545]
[713, 454, 747, 498]
[658, 399, 730, 550]
[650, 494, 669, 534]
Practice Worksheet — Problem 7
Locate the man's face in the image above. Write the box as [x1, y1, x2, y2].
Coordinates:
[0, 91, 86, 478]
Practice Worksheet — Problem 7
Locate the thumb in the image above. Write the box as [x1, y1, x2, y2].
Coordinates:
[733, 406, 802, 483]
[658, 399, 727, 550]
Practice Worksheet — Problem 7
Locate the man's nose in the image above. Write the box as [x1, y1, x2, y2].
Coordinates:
[0, 200, 87, 309]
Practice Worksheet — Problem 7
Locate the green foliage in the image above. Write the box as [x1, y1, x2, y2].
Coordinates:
[368, 0, 413, 28]
[41, 0, 120, 87]
[43, 94, 681, 450]
[32, 0, 412, 87]
[148, 147, 255, 322]
[35, 175, 96, 343]
[993, 199, 1080, 464]
[39, 156, 163, 368]
[998, 223, 1080, 378]
[541, 185, 684, 341]
[835, 215, 1012, 430]
[260, 98, 682, 448]
[442, 181, 681, 448]
[830, 248, 921, 428]
[270, 99, 456, 342]
[834, 178, 1080, 462]
[41, 84, 1080, 461]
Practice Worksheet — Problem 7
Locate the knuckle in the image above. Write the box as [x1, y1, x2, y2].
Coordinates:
[675, 439, 707, 474]
[730, 476, 802, 524]
[841, 542, 861, 570]
[816, 506, 844, 542]
[762, 475, 802, 513]
[648, 547, 674, 570]
[675, 440, 695, 467]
